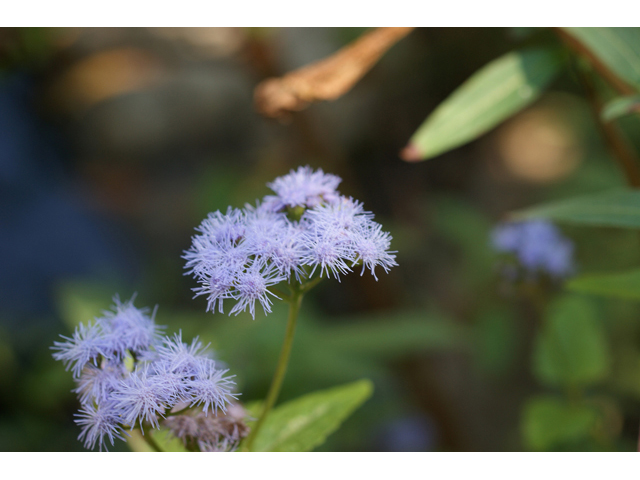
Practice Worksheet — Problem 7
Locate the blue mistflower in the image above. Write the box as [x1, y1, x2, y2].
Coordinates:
[230, 263, 287, 318]
[264, 165, 342, 210]
[75, 362, 127, 405]
[112, 365, 176, 431]
[52, 321, 109, 379]
[99, 296, 164, 358]
[491, 220, 575, 279]
[300, 226, 354, 280]
[155, 332, 212, 376]
[352, 223, 397, 280]
[184, 166, 397, 317]
[75, 401, 127, 451]
[188, 358, 238, 415]
[53, 297, 242, 451]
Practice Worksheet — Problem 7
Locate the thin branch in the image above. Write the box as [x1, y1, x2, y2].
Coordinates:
[268, 287, 291, 303]
[577, 65, 640, 187]
[554, 28, 635, 96]
[554, 29, 640, 187]
[300, 275, 323, 294]
[141, 431, 163, 452]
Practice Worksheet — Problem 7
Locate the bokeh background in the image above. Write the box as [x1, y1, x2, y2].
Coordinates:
[2, 27, 640, 451]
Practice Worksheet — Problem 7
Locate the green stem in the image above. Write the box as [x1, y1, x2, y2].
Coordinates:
[140, 430, 163, 452]
[243, 285, 304, 451]
[267, 287, 291, 303]
[300, 275, 323, 294]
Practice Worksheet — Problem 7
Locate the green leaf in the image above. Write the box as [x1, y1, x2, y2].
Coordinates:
[562, 28, 640, 91]
[249, 379, 373, 452]
[513, 189, 640, 229]
[522, 395, 598, 451]
[533, 295, 610, 388]
[406, 48, 562, 160]
[568, 268, 640, 300]
[321, 311, 466, 358]
[601, 95, 640, 122]
[55, 282, 113, 330]
[473, 308, 518, 376]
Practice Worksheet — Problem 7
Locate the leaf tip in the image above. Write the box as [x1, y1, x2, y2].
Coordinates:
[399, 143, 423, 162]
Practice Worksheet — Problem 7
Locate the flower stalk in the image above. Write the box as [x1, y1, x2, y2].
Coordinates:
[244, 283, 304, 451]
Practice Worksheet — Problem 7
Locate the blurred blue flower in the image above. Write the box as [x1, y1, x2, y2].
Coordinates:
[491, 220, 574, 279]
[375, 415, 437, 452]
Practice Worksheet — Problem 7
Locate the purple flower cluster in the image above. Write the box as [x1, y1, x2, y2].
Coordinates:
[52, 297, 239, 451]
[491, 220, 575, 279]
[184, 166, 397, 318]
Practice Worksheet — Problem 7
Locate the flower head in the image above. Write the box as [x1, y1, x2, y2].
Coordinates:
[98, 296, 164, 358]
[351, 223, 397, 280]
[188, 358, 238, 415]
[264, 166, 342, 211]
[75, 401, 128, 452]
[112, 365, 176, 431]
[74, 361, 127, 405]
[155, 332, 212, 376]
[184, 166, 397, 316]
[230, 263, 286, 318]
[491, 220, 575, 279]
[51, 321, 109, 379]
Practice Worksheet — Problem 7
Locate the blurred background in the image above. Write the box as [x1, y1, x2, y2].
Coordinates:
[2, 27, 640, 452]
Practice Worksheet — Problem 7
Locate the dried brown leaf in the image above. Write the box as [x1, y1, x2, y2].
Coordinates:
[255, 27, 414, 118]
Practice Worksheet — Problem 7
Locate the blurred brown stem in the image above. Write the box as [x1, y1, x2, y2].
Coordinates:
[580, 69, 640, 187]
[555, 28, 640, 188]
[255, 27, 414, 119]
[554, 28, 635, 96]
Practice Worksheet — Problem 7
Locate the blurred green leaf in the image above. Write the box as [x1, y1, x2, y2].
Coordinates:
[431, 197, 495, 288]
[249, 379, 373, 452]
[522, 395, 598, 450]
[406, 48, 562, 160]
[321, 311, 466, 358]
[243, 400, 263, 419]
[568, 268, 640, 300]
[473, 308, 518, 376]
[601, 95, 640, 122]
[180, 305, 465, 398]
[533, 295, 610, 388]
[514, 189, 640, 229]
[509, 27, 542, 40]
[22, 360, 74, 411]
[562, 28, 640, 91]
[55, 280, 120, 330]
